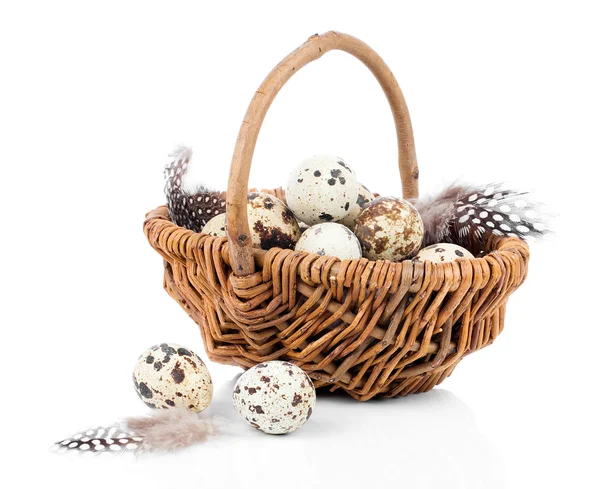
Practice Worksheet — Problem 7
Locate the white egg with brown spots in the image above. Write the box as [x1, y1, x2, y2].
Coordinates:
[202, 192, 301, 248]
[246, 192, 301, 250]
[201, 213, 227, 237]
[355, 197, 424, 261]
[295, 222, 362, 260]
[339, 183, 375, 230]
[286, 155, 359, 225]
[133, 343, 213, 413]
[233, 361, 316, 435]
[414, 243, 474, 263]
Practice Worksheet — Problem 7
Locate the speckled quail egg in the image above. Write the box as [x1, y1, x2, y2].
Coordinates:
[201, 213, 227, 237]
[355, 197, 424, 261]
[286, 155, 359, 225]
[339, 183, 375, 229]
[201, 193, 301, 249]
[233, 361, 316, 435]
[133, 343, 213, 412]
[295, 222, 362, 260]
[414, 243, 474, 263]
[246, 192, 301, 250]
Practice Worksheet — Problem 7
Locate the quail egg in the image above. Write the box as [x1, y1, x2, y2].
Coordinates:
[354, 197, 424, 261]
[286, 155, 359, 225]
[246, 192, 301, 250]
[202, 192, 301, 249]
[201, 213, 227, 237]
[414, 243, 474, 263]
[295, 222, 362, 260]
[233, 361, 316, 435]
[133, 343, 213, 412]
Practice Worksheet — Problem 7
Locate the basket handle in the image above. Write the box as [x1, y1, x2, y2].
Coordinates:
[227, 31, 419, 276]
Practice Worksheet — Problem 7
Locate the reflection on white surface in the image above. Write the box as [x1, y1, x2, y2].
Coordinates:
[48, 376, 504, 488]
[181, 376, 503, 489]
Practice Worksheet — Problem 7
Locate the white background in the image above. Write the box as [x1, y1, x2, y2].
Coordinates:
[1, 1, 598, 488]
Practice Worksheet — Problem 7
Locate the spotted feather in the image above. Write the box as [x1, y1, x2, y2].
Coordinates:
[452, 183, 549, 244]
[53, 409, 226, 455]
[53, 425, 141, 454]
[164, 147, 226, 232]
[414, 182, 550, 248]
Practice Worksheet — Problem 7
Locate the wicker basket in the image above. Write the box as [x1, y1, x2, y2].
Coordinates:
[144, 31, 529, 400]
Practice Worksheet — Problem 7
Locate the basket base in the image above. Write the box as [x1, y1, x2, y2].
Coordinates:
[162, 260, 476, 401]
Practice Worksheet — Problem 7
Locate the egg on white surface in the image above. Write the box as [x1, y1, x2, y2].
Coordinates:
[233, 361, 316, 435]
[414, 243, 474, 263]
[286, 155, 359, 225]
[355, 197, 424, 261]
[201, 213, 227, 237]
[295, 222, 362, 260]
[339, 183, 375, 229]
[133, 343, 213, 412]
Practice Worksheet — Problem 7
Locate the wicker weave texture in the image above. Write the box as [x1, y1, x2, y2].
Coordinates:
[144, 32, 530, 400]
[144, 199, 529, 400]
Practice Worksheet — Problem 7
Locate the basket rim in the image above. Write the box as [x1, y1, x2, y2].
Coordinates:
[144, 203, 530, 274]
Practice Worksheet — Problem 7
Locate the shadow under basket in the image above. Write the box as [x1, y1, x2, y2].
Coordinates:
[143, 32, 530, 401]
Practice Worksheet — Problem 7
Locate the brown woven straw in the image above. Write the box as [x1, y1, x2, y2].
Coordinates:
[144, 32, 530, 400]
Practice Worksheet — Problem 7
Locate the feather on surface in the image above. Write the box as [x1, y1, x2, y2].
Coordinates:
[125, 408, 226, 453]
[54, 409, 226, 455]
[54, 425, 141, 454]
